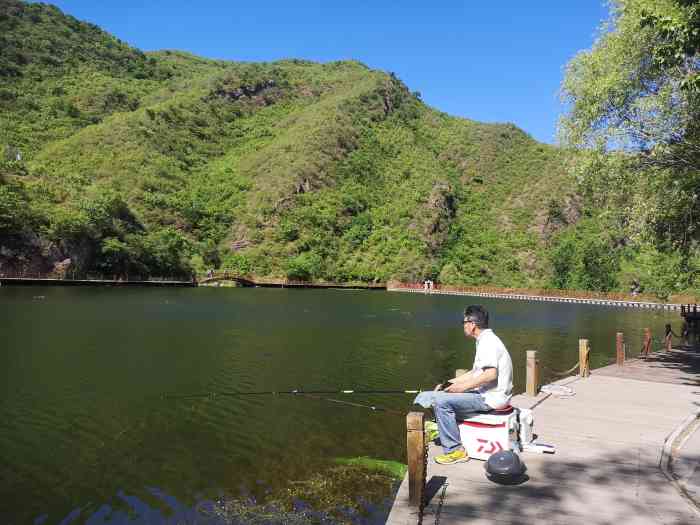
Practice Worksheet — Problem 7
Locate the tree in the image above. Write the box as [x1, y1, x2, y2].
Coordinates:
[0, 183, 26, 234]
[558, 0, 700, 296]
[560, 0, 699, 173]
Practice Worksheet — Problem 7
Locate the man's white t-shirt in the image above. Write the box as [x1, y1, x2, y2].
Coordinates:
[472, 329, 513, 409]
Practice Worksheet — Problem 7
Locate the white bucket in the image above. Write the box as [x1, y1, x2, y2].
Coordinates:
[518, 408, 534, 445]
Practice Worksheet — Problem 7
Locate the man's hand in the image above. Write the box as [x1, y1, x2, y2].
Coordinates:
[444, 382, 466, 393]
[433, 381, 465, 393]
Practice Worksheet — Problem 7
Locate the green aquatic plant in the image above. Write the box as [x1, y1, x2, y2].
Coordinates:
[200, 460, 404, 524]
[333, 456, 407, 479]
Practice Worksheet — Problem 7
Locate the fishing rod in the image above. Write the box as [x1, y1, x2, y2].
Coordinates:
[161, 388, 425, 401]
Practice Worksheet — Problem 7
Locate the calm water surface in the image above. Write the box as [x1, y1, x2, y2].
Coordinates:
[0, 286, 677, 523]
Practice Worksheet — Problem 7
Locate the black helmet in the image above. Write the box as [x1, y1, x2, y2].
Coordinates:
[484, 450, 527, 484]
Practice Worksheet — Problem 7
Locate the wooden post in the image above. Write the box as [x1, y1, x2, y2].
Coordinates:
[526, 350, 539, 396]
[579, 339, 590, 377]
[642, 328, 652, 357]
[406, 411, 425, 507]
[616, 332, 624, 366]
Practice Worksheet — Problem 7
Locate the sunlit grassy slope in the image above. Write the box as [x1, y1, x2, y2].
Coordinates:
[0, 0, 572, 285]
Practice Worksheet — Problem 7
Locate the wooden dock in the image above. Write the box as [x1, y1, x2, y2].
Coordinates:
[387, 348, 700, 524]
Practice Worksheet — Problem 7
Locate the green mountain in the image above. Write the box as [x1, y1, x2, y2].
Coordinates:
[0, 0, 574, 285]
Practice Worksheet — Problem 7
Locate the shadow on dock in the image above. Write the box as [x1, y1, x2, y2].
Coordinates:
[596, 346, 700, 387]
[416, 447, 699, 524]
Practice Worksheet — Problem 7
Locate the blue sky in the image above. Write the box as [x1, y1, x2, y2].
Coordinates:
[47, 1, 610, 144]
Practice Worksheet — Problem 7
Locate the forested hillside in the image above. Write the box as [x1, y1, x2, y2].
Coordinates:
[0, 0, 578, 287]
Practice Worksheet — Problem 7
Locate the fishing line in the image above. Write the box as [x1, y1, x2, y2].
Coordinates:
[296, 393, 407, 416]
[161, 388, 426, 415]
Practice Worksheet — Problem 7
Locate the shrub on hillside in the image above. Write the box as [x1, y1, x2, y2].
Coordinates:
[549, 220, 620, 292]
[285, 252, 322, 281]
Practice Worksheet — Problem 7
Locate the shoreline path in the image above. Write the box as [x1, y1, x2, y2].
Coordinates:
[387, 346, 700, 524]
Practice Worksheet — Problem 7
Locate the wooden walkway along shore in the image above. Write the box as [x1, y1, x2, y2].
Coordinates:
[198, 272, 386, 289]
[388, 285, 683, 311]
[387, 347, 700, 524]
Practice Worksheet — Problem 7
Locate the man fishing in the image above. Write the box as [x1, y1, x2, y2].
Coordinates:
[413, 305, 513, 464]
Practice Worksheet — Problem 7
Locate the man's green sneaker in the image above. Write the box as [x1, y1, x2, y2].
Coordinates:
[435, 449, 469, 465]
[424, 421, 439, 442]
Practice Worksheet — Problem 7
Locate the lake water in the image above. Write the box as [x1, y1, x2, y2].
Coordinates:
[0, 286, 677, 523]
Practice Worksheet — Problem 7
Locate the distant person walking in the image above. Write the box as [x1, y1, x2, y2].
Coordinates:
[664, 323, 678, 352]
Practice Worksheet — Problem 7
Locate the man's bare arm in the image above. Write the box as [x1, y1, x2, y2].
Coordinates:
[434, 370, 476, 391]
[444, 368, 497, 393]
[450, 370, 475, 383]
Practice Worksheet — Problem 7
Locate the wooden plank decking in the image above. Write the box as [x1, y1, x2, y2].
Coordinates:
[387, 348, 700, 524]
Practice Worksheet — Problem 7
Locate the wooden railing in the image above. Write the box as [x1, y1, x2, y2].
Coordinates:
[681, 304, 699, 316]
[198, 271, 385, 289]
[388, 281, 698, 304]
